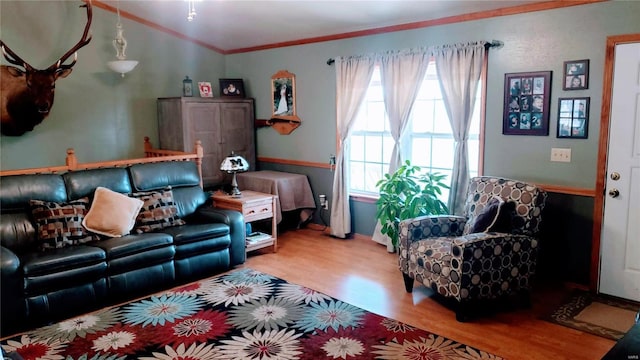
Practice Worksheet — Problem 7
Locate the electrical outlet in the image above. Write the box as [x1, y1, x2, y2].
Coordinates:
[329, 155, 336, 166]
[551, 148, 571, 162]
[319, 194, 329, 210]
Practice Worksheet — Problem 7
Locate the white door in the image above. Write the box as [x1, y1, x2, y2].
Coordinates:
[600, 42, 640, 301]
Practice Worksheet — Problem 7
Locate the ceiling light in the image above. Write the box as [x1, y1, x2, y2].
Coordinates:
[107, 0, 138, 77]
[186, 0, 202, 22]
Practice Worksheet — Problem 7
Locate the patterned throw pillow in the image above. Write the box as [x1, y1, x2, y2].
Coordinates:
[131, 188, 186, 234]
[30, 197, 95, 250]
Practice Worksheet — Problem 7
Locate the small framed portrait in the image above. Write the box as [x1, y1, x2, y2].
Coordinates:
[503, 71, 551, 136]
[557, 97, 589, 139]
[198, 82, 213, 97]
[219, 78, 245, 97]
[563, 59, 589, 90]
[271, 70, 296, 118]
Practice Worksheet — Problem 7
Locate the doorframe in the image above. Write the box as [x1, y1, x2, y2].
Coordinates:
[590, 33, 640, 291]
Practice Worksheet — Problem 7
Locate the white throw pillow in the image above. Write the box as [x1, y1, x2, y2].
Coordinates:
[83, 187, 143, 237]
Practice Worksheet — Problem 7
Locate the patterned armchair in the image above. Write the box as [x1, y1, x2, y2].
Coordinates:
[398, 176, 547, 321]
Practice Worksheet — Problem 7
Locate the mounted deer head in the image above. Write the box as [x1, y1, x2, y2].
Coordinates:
[1, 1, 92, 136]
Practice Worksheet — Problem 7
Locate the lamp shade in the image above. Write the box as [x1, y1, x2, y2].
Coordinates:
[220, 153, 249, 173]
[107, 60, 138, 77]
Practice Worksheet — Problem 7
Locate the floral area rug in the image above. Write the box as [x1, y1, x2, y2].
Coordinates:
[544, 289, 639, 340]
[1, 268, 502, 359]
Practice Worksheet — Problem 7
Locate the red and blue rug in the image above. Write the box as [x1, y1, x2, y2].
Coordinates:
[1, 268, 501, 359]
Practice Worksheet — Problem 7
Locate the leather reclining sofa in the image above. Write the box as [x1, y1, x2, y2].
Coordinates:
[0, 160, 245, 336]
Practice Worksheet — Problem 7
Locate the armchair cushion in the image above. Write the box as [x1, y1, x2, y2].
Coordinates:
[412, 238, 454, 280]
[469, 197, 515, 233]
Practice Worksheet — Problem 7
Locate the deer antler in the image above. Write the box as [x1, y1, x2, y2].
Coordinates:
[50, 1, 93, 71]
[1, 40, 33, 71]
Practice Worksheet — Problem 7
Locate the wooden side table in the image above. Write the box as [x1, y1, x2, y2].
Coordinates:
[211, 190, 278, 253]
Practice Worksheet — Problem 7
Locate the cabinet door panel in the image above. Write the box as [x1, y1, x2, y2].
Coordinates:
[220, 103, 255, 170]
[189, 104, 220, 133]
[157, 101, 186, 150]
[187, 104, 222, 185]
[157, 98, 255, 189]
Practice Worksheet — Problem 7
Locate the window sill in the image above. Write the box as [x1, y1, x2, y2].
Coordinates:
[349, 192, 378, 204]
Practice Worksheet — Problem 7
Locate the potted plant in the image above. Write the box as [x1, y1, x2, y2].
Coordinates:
[375, 160, 450, 248]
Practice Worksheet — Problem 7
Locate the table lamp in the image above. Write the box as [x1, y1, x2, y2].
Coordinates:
[220, 152, 249, 197]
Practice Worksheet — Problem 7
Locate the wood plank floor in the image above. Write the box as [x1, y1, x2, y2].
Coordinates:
[243, 227, 616, 360]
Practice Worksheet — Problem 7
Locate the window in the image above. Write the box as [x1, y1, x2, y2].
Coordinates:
[349, 61, 482, 202]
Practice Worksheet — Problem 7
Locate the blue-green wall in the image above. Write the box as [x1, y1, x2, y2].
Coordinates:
[0, 1, 225, 168]
[230, 1, 640, 189]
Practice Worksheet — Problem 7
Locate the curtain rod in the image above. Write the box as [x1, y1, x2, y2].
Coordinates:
[326, 40, 503, 65]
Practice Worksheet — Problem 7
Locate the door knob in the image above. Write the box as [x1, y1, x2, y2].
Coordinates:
[610, 172, 620, 180]
[608, 188, 620, 198]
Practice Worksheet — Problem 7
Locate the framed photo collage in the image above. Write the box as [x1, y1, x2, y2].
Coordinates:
[503, 59, 590, 139]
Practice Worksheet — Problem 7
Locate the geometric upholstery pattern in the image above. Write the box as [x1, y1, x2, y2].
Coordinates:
[131, 188, 186, 234]
[398, 176, 547, 320]
[462, 177, 546, 236]
[29, 197, 95, 250]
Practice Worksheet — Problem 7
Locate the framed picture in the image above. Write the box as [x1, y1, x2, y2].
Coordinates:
[503, 71, 551, 136]
[271, 70, 297, 118]
[219, 78, 245, 97]
[563, 59, 589, 90]
[557, 97, 589, 139]
[198, 82, 213, 97]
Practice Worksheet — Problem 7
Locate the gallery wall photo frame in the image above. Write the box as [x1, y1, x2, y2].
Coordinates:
[503, 71, 552, 136]
[219, 78, 245, 97]
[557, 97, 590, 139]
[563, 59, 589, 90]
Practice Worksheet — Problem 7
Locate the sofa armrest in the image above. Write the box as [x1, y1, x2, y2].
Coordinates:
[398, 215, 466, 273]
[450, 233, 539, 298]
[1, 245, 20, 274]
[1, 245, 25, 334]
[399, 215, 466, 244]
[192, 207, 246, 266]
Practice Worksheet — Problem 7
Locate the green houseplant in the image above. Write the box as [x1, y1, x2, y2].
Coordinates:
[375, 160, 450, 248]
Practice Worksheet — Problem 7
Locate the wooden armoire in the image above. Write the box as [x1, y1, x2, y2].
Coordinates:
[157, 97, 256, 188]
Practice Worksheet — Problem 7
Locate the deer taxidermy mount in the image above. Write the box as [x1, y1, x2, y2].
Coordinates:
[0, 1, 93, 136]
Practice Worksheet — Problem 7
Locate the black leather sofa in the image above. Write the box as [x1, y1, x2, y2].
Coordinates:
[0, 160, 245, 336]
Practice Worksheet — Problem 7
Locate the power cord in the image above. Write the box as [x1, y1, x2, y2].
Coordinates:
[313, 205, 329, 231]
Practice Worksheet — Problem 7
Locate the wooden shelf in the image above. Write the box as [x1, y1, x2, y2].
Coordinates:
[246, 237, 276, 252]
[255, 116, 301, 135]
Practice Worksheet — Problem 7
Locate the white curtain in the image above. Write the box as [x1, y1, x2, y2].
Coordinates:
[433, 42, 486, 215]
[329, 55, 376, 238]
[371, 49, 431, 251]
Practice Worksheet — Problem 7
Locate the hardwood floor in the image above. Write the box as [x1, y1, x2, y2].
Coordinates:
[243, 227, 615, 360]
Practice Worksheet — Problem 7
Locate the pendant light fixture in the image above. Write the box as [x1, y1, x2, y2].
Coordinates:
[186, 0, 201, 22]
[106, 0, 138, 77]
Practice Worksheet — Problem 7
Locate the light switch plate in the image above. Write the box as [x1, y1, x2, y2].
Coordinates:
[551, 148, 571, 162]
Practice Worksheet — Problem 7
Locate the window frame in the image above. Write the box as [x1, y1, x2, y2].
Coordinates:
[347, 57, 488, 200]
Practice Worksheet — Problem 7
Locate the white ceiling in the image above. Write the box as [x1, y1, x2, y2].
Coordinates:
[100, 0, 540, 53]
